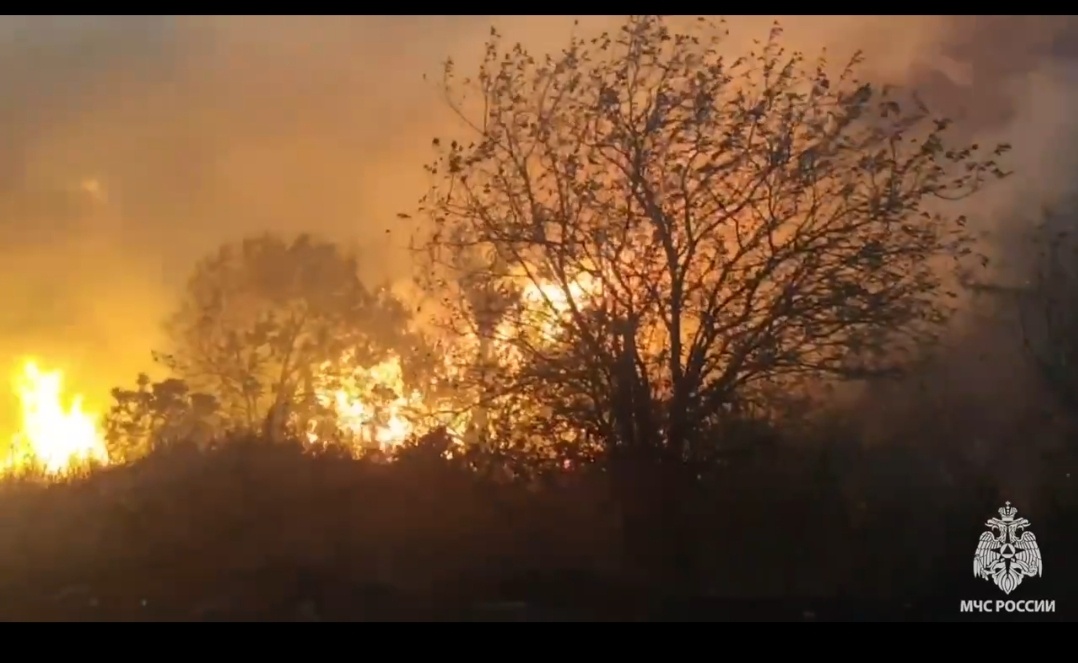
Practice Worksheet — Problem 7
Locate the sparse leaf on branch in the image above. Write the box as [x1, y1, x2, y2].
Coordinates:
[416, 15, 1009, 461]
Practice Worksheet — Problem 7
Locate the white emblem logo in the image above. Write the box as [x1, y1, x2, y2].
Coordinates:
[973, 502, 1043, 595]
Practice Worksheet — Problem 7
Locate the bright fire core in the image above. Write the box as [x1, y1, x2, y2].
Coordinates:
[6, 360, 108, 475]
[1, 273, 598, 476]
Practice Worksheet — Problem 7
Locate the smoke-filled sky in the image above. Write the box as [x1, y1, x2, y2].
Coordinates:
[2, 15, 1078, 421]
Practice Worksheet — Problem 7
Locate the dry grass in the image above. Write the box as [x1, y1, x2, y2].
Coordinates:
[0, 436, 622, 620]
[0, 431, 1073, 620]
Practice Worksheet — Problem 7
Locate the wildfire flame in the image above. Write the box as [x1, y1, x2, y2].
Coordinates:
[515, 276, 597, 341]
[304, 275, 598, 450]
[308, 353, 424, 450]
[7, 359, 108, 475]
[0, 275, 601, 475]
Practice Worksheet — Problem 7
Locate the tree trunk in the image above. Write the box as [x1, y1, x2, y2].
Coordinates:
[612, 451, 695, 592]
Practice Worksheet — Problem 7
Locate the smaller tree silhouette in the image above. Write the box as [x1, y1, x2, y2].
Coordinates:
[103, 374, 220, 463]
[158, 233, 419, 438]
[1018, 213, 1078, 424]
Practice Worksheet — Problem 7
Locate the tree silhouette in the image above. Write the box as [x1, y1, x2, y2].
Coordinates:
[959, 205, 1078, 438]
[157, 233, 417, 438]
[104, 374, 220, 463]
[1017, 212, 1078, 424]
[418, 16, 1010, 464]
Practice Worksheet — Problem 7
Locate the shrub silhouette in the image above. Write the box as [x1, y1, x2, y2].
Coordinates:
[0, 422, 1072, 621]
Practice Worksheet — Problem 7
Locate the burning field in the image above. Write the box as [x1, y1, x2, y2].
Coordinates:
[1, 269, 601, 477]
[2, 352, 440, 477]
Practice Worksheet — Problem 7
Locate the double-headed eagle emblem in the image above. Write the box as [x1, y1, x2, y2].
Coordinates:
[973, 502, 1043, 595]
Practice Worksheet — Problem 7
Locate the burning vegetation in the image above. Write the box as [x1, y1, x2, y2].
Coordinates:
[2, 16, 1014, 479]
[5, 359, 108, 475]
[9, 16, 1078, 621]
[3, 265, 605, 476]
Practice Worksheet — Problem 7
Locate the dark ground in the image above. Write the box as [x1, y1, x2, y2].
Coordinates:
[0, 436, 1072, 621]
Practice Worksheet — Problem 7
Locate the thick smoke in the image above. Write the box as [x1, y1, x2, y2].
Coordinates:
[0, 16, 1075, 463]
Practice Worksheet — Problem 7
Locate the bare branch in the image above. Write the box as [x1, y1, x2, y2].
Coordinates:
[417, 16, 1009, 458]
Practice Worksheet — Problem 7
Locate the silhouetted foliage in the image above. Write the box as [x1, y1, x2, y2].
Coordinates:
[1, 431, 1071, 621]
[418, 16, 1010, 463]
[156, 233, 421, 439]
[409, 15, 1015, 587]
[1018, 215, 1078, 424]
[104, 374, 220, 462]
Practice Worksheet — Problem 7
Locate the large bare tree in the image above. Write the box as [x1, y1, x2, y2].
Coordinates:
[418, 16, 1010, 466]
